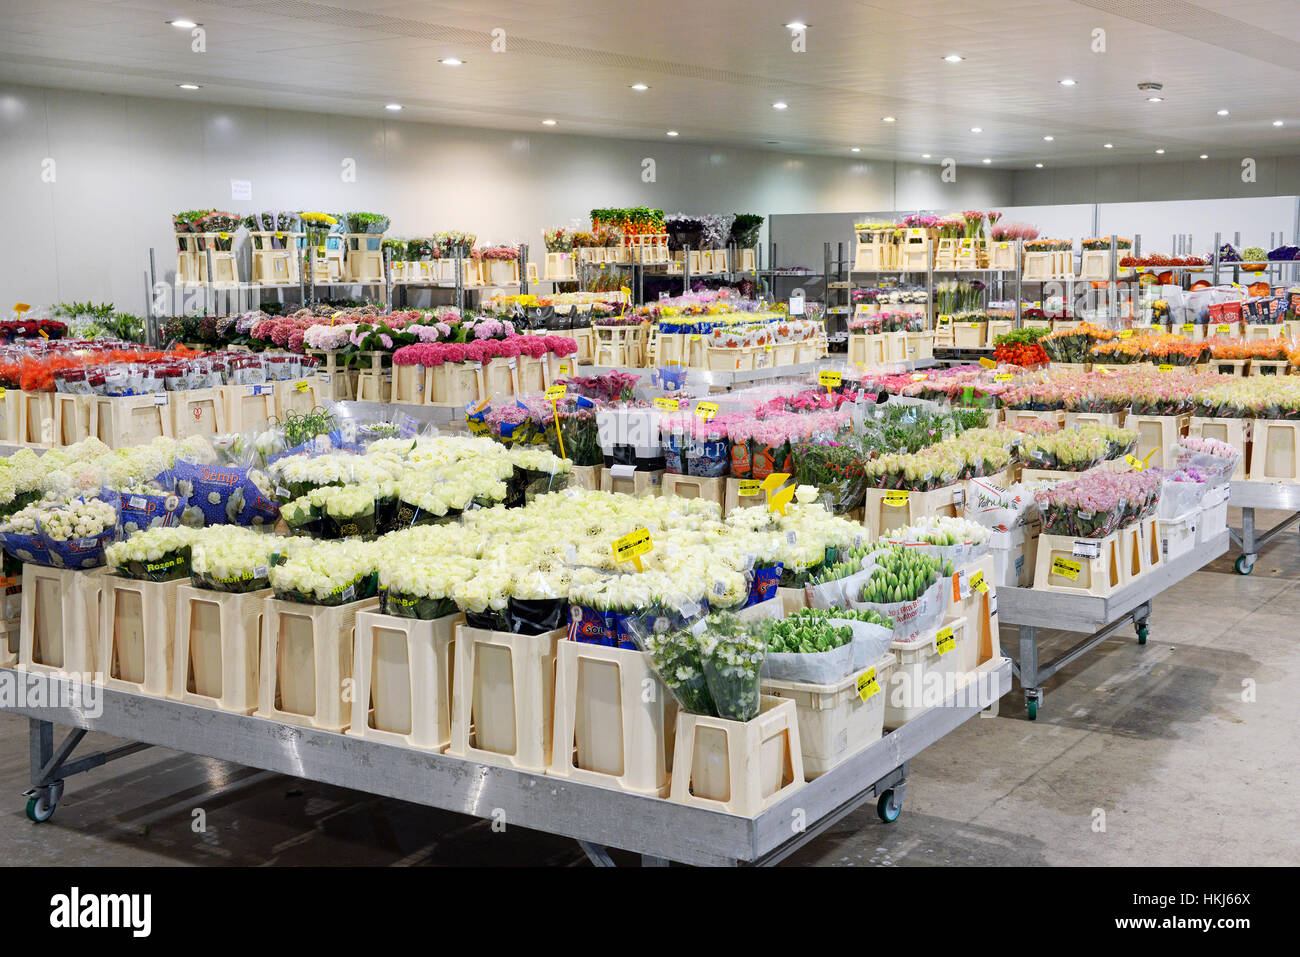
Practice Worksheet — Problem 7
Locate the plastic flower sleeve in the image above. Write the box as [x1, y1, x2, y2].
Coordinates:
[633, 614, 717, 717]
[697, 612, 765, 721]
[35, 491, 119, 569]
[755, 613, 856, 684]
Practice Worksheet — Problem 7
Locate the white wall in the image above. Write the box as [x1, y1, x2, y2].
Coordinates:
[1011, 157, 1300, 207]
[0, 83, 1015, 311]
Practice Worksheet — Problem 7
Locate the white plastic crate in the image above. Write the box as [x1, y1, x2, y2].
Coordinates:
[884, 617, 971, 729]
[763, 653, 896, 779]
[1158, 511, 1199, 562]
[1198, 484, 1230, 543]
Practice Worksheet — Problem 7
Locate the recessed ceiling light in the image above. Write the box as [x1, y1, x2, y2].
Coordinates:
[882, 116, 896, 123]
[1273, 119, 1285, 126]
[542, 118, 557, 126]
[1035, 163, 1044, 168]
[385, 103, 402, 111]
[1200, 154, 1208, 159]
[981, 158, 991, 164]
[177, 83, 201, 90]
[1059, 78, 1076, 86]
[439, 57, 463, 66]
[970, 127, 982, 133]
[1147, 96, 1163, 103]
[1103, 143, 1114, 149]
[785, 21, 807, 30]
[943, 54, 964, 62]
[1043, 135, 1054, 141]
[666, 130, 678, 137]
[168, 19, 198, 29]
[1217, 109, 1229, 116]
[1155, 148, 1165, 154]
[630, 83, 648, 91]
[849, 147, 860, 152]
[772, 102, 788, 110]
[921, 153, 931, 159]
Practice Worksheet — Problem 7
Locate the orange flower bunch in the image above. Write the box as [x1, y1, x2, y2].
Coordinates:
[1248, 338, 1290, 361]
[1210, 339, 1252, 359]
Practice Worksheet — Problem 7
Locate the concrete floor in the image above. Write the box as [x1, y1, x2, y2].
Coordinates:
[2, 506, 1297, 866]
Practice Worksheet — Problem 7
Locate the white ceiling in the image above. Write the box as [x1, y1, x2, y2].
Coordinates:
[1, 0, 1298, 168]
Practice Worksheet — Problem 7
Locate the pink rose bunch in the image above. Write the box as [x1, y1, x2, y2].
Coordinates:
[1035, 470, 1160, 537]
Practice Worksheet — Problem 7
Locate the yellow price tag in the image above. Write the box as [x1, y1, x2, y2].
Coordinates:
[760, 473, 790, 494]
[695, 401, 718, 422]
[690, 334, 701, 341]
[558, 362, 571, 376]
[970, 570, 988, 594]
[1052, 557, 1081, 580]
[545, 384, 567, 401]
[653, 397, 680, 412]
[1125, 454, 1145, 471]
[937, 315, 952, 326]
[995, 373, 1013, 382]
[818, 370, 842, 388]
[910, 373, 928, 381]
[856, 668, 880, 702]
[1216, 324, 1232, 334]
[275, 231, 284, 240]
[1182, 323, 1195, 334]
[620, 286, 631, 297]
[1158, 364, 1174, 373]
[738, 478, 762, 497]
[935, 626, 956, 655]
[295, 380, 309, 392]
[979, 357, 997, 370]
[884, 490, 910, 507]
[0, 388, 6, 398]
[13, 302, 30, 314]
[1119, 329, 1134, 339]
[612, 528, 654, 571]
[219, 231, 229, 240]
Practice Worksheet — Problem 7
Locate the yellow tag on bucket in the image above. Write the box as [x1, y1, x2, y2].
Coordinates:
[738, 479, 762, 497]
[818, 370, 842, 388]
[935, 626, 956, 655]
[653, 397, 680, 412]
[612, 528, 653, 571]
[980, 357, 997, 369]
[545, 385, 567, 401]
[1052, 557, 1082, 580]
[884, 490, 910, 507]
[695, 401, 718, 422]
[295, 381, 309, 392]
[856, 668, 880, 702]
[970, 570, 988, 594]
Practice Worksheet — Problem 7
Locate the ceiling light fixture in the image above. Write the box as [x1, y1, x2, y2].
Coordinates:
[385, 103, 402, 111]
[1155, 148, 1165, 154]
[970, 126, 982, 133]
[168, 19, 198, 29]
[921, 153, 931, 159]
[439, 57, 463, 66]
[1217, 109, 1229, 116]
[1273, 119, 1285, 126]
[943, 54, 964, 62]
[1043, 135, 1054, 141]
[982, 158, 992, 164]
[1200, 154, 1208, 159]
[177, 83, 201, 90]
[667, 130, 678, 137]
[1147, 96, 1163, 103]
[541, 119, 557, 126]
[850, 147, 860, 152]
[1035, 163, 1044, 168]
[630, 83, 648, 91]
[772, 101, 788, 110]
[1103, 142, 1114, 149]
[785, 21, 807, 31]
[1059, 78, 1076, 86]
[881, 116, 896, 123]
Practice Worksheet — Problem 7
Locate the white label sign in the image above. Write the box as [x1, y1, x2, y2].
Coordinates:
[230, 178, 252, 201]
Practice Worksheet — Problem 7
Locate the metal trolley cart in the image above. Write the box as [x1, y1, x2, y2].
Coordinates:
[1226, 481, 1300, 576]
[996, 532, 1229, 719]
[2, 658, 1009, 866]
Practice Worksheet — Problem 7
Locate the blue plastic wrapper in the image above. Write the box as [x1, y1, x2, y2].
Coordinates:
[1, 531, 51, 566]
[662, 433, 684, 473]
[567, 604, 614, 645]
[117, 484, 185, 534]
[42, 527, 115, 569]
[686, 439, 730, 477]
[746, 564, 783, 606]
[174, 459, 275, 527]
[606, 610, 638, 650]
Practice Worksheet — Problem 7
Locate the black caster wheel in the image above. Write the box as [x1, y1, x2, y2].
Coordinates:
[876, 789, 902, 823]
[1136, 624, 1148, 645]
[1027, 697, 1039, 720]
[1235, 555, 1255, 576]
[25, 793, 56, 823]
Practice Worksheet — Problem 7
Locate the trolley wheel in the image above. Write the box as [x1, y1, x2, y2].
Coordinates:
[877, 789, 902, 823]
[1235, 555, 1255, 576]
[25, 793, 56, 823]
[1026, 697, 1039, 721]
[1136, 624, 1149, 645]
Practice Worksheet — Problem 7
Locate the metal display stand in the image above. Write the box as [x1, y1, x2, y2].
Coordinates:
[2, 659, 1010, 865]
[1226, 481, 1300, 575]
[997, 532, 1229, 718]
